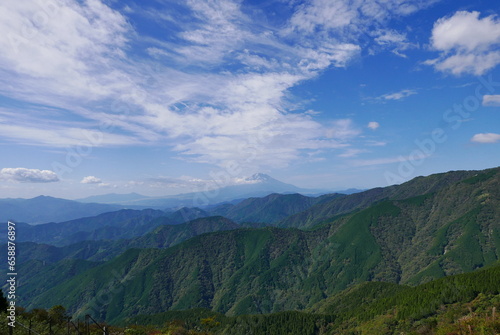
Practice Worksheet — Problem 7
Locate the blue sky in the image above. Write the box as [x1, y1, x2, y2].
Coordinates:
[1, 0, 500, 199]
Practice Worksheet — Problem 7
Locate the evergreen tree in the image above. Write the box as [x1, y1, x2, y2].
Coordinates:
[0, 289, 7, 312]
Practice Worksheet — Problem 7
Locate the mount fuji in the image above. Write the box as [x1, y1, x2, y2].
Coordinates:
[79, 173, 331, 209]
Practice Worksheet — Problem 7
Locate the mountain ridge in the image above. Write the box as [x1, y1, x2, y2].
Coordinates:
[0, 196, 124, 224]
[9, 166, 500, 325]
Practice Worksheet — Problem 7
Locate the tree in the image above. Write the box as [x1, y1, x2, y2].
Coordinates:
[0, 289, 7, 312]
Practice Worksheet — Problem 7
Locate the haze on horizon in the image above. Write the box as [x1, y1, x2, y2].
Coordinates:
[1, 0, 499, 199]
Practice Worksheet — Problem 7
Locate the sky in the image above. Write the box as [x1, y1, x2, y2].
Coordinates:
[1, 0, 500, 199]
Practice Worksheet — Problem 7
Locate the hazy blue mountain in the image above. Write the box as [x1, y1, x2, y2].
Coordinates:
[0, 196, 123, 224]
[76, 192, 152, 204]
[0, 208, 167, 246]
[0, 206, 219, 247]
[87, 173, 333, 208]
[167, 207, 209, 223]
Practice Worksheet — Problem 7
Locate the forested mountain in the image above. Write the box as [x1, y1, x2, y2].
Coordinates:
[119, 263, 500, 334]
[1, 216, 241, 271]
[277, 168, 481, 228]
[209, 193, 344, 224]
[8, 167, 500, 328]
[0, 206, 217, 247]
[5, 263, 500, 334]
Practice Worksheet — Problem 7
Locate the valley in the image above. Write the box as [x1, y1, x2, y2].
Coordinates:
[1, 167, 499, 334]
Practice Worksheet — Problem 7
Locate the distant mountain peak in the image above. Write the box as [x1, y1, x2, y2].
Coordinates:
[245, 173, 275, 183]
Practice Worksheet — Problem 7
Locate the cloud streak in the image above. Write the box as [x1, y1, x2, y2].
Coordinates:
[377, 89, 418, 101]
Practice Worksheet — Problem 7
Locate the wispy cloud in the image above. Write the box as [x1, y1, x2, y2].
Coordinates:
[351, 153, 430, 167]
[372, 29, 417, 57]
[0, 0, 435, 172]
[338, 149, 367, 158]
[376, 89, 418, 101]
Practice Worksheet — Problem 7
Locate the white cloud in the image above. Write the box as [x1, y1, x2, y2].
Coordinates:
[0, 0, 362, 171]
[288, 0, 357, 33]
[367, 121, 380, 130]
[427, 11, 500, 75]
[471, 133, 500, 143]
[0, 0, 436, 172]
[0, 168, 59, 183]
[98, 183, 113, 188]
[324, 119, 362, 140]
[0, 120, 143, 148]
[377, 89, 417, 101]
[366, 140, 387, 146]
[287, 0, 437, 34]
[81, 176, 102, 184]
[147, 174, 265, 191]
[338, 148, 367, 158]
[373, 29, 416, 57]
[0, 0, 131, 101]
[482, 95, 500, 106]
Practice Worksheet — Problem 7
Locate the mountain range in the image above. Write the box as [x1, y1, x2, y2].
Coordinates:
[0, 195, 122, 224]
[77, 173, 351, 207]
[3, 166, 498, 328]
[2, 173, 343, 224]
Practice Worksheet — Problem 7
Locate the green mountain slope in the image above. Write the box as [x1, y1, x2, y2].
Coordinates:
[123, 263, 500, 334]
[5, 265, 500, 334]
[20, 167, 500, 324]
[210, 193, 344, 224]
[277, 168, 484, 228]
[3, 216, 240, 271]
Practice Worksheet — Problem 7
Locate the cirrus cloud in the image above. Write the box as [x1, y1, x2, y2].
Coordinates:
[0, 0, 438, 173]
[378, 89, 418, 101]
